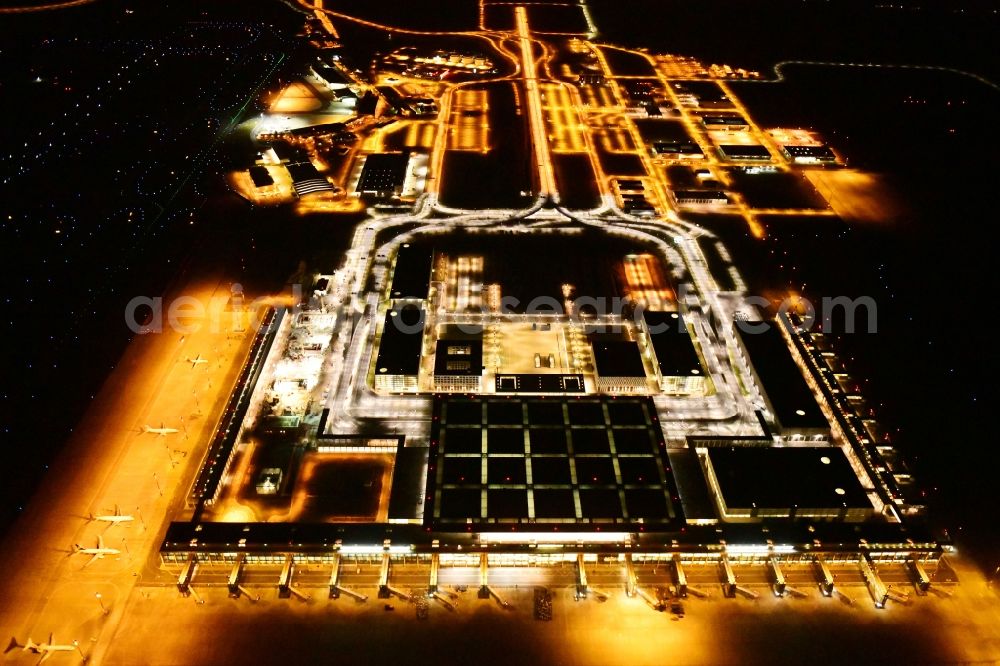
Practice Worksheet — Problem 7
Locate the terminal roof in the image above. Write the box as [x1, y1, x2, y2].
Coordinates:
[389, 242, 432, 299]
[591, 339, 646, 378]
[736, 321, 828, 431]
[706, 445, 870, 510]
[643, 311, 703, 377]
[374, 305, 425, 376]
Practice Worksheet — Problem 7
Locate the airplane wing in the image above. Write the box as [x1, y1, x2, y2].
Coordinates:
[84, 553, 101, 568]
[38, 651, 53, 665]
[97, 535, 105, 550]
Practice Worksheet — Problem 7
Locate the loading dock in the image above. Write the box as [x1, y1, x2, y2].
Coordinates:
[177, 554, 197, 596]
[429, 553, 440, 594]
[576, 553, 589, 599]
[814, 555, 835, 596]
[720, 555, 737, 598]
[378, 552, 392, 598]
[768, 556, 786, 597]
[671, 554, 688, 597]
[227, 553, 246, 597]
[908, 557, 931, 594]
[859, 552, 888, 608]
[278, 554, 294, 598]
[328, 553, 342, 598]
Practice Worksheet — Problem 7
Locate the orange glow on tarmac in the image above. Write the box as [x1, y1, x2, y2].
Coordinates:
[448, 88, 491, 152]
[804, 169, 905, 224]
[294, 192, 365, 215]
[621, 254, 676, 311]
[227, 168, 296, 206]
[768, 127, 825, 147]
[268, 81, 325, 114]
[0, 275, 259, 662]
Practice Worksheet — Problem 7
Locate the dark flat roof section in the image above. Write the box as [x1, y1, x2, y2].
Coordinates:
[667, 448, 716, 522]
[653, 142, 703, 155]
[643, 311, 704, 377]
[719, 144, 772, 160]
[249, 166, 273, 187]
[736, 321, 828, 431]
[706, 446, 870, 510]
[389, 243, 432, 299]
[428, 396, 683, 530]
[313, 60, 352, 85]
[702, 114, 747, 126]
[592, 340, 646, 377]
[784, 144, 837, 160]
[374, 305, 425, 376]
[356, 152, 409, 194]
[387, 445, 429, 521]
[271, 143, 310, 163]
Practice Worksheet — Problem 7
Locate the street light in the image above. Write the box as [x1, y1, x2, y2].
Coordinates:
[95, 592, 108, 615]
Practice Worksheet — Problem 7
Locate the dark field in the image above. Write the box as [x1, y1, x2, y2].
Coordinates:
[406, 229, 665, 308]
[553, 153, 601, 209]
[440, 82, 535, 209]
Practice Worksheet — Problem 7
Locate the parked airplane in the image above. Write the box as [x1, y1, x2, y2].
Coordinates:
[186, 354, 208, 368]
[142, 423, 178, 436]
[6, 635, 77, 663]
[73, 536, 120, 567]
[90, 505, 133, 526]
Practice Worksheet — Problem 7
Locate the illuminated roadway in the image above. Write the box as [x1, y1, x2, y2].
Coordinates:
[515, 5, 559, 202]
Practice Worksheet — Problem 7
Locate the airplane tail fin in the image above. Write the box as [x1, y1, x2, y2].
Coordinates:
[5, 637, 22, 653]
[141, 425, 151, 433]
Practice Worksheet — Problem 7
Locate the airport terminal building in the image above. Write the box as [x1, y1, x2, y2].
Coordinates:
[159, 237, 942, 608]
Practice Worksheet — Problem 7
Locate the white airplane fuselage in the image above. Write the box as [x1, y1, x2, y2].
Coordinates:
[142, 425, 178, 436]
[93, 515, 133, 524]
